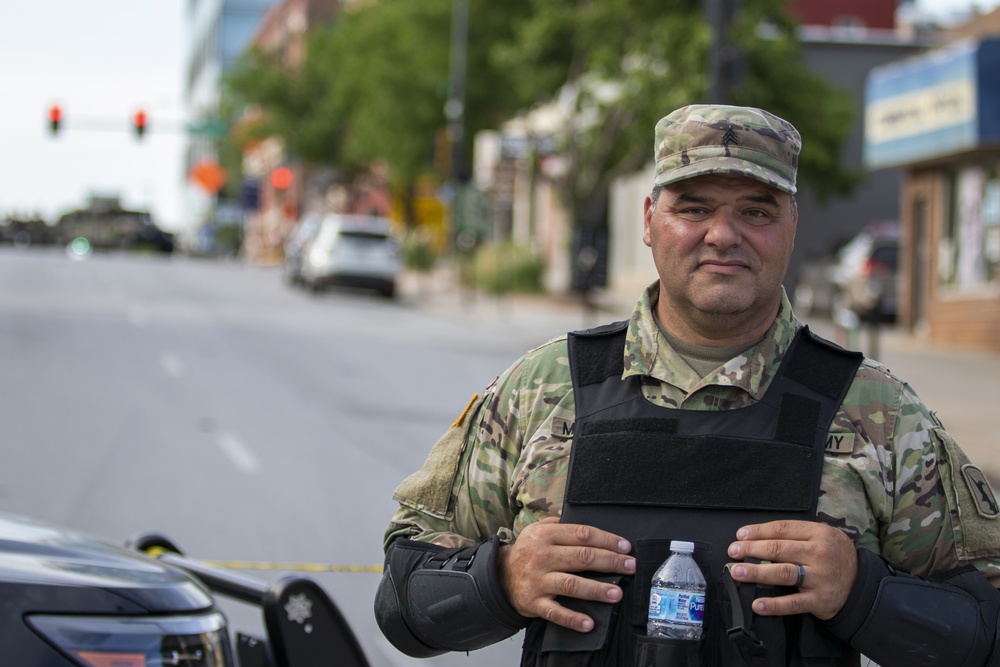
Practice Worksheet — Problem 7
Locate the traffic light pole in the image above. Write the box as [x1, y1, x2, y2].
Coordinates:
[43, 108, 219, 139]
[446, 0, 469, 258]
[446, 0, 468, 183]
[703, 0, 742, 104]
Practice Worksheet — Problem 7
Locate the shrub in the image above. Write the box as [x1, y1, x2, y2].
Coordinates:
[463, 242, 545, 294]
[401, 231, 437, 271]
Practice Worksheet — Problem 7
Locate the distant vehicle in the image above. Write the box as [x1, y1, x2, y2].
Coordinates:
[300, 214, 401, 298]
[791, 254, 840, 318]
[283, 213, 323, 286]
[0, 511, 370, 666]
[833, 221, 900, 323]
[792, 222, 900, 324]
[55, 197, 174, 253]
[0, 216, 60, 247]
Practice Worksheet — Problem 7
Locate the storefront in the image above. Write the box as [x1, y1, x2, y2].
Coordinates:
[865, 37, 1000, 351]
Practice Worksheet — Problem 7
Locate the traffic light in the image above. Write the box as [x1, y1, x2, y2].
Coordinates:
[47, 104, 62, 135]
[132, 108, 148, 138]
[270, 166, 293, 190]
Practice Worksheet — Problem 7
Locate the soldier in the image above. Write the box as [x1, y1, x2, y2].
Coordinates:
[374, 104, 1000, 666]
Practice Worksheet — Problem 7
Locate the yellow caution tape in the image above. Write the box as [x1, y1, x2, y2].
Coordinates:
[200, 560, 383, 573]
[140, 547, 382, 573]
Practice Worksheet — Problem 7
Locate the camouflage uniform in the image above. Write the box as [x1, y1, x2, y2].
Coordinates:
[385, 283, 1000, 584]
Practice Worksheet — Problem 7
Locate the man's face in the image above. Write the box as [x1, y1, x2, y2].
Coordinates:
[643, 173, 797, 339]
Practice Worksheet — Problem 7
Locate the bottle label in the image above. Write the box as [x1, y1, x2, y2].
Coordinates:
[648, 587, 706, 624]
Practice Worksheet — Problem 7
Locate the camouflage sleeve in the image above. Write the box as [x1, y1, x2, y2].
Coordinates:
[382, 337, 574, 552]
[381, 381, 506, 551]
[825, 361, 1000, 584]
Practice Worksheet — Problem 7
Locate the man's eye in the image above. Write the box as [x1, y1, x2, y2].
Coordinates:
[744, 209, 774, 221]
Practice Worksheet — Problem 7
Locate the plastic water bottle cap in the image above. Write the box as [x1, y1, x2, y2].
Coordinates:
[669, 540, 695, 553]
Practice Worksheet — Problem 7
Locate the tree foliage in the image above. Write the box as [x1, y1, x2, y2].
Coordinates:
[730, 0, 861, 200]
[223, 0, 858, 227]
[496, 0, 859, 226]
[495, 0, 711, 226]
[224, 0, 534, 189]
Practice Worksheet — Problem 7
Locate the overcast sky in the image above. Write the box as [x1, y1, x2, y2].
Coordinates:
[0, 0, 996, 233]
[0, 2, 188, 229]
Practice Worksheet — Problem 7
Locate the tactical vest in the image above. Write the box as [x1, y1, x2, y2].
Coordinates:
[521, 322, 863, 667]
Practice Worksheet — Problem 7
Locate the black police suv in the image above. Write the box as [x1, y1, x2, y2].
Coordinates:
[0, 512, 370, 667]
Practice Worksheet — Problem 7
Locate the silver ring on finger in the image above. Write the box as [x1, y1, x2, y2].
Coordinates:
[794, 563, 806, 588]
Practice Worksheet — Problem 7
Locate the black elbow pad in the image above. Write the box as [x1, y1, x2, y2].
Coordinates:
[374, 535, 528, 657]
[825, 548, 1000, 667]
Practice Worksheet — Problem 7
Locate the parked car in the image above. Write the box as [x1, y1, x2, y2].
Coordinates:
[832, 221, 900, 323]
[791, 253, 840, 318]
[300, 214, 401, 298]
[0, 511, 370, 666]
[283, 213, 323, 286]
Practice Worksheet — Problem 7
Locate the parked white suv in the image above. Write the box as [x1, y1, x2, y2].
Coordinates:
[301, 214, 402, 298]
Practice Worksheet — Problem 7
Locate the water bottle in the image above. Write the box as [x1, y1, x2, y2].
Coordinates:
[647, 540, 706, 640]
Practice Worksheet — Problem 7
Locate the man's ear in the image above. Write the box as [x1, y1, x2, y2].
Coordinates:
[643, 196, 654, 248]
[788, 195, 799, 250]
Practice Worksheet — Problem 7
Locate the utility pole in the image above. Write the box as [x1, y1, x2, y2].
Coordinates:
[446, 0, 468, 183]
[445, 0, 469, 254]
[704, 0, 742, 103]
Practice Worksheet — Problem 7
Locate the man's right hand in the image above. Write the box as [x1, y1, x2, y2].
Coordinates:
[497, 517, 635, 633]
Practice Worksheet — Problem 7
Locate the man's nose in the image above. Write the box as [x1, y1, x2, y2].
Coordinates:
[703, 208, 741, 248]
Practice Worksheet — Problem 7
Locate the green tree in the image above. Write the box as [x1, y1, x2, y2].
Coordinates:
[731, 0, 860, 199]
[223, 39, 352, 168]
[223, 0, 857, 237]
[495, 0, 859, 233]
[222, 0, 535, 223]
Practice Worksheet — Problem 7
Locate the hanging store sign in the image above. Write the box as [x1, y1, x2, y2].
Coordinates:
[864, 38, 1000, 169]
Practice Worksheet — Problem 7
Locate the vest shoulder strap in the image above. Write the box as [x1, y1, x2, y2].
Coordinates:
[567, 320, 629, 389]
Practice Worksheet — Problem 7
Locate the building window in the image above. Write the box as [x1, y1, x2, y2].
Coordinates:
[939, 164, 999, 290]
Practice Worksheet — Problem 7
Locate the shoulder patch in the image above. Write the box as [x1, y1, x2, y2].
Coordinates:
[825, 432, 855, 455]
[393, 393, 486, 520]
[962, 464, 1000, 519]
[937, 428, 1000, 559]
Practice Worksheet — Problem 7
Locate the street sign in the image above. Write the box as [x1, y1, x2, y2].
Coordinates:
[186, 120, 228, 138]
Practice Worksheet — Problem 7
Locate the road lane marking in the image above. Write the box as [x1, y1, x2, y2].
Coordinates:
[216, 432, 260, 474]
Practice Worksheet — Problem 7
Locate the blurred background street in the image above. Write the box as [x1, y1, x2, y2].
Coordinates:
[3, 0, 1000, 665]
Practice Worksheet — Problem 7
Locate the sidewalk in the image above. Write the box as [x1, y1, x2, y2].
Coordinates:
[823, 321, 1000, 482]
[400, 268, 1000, 481]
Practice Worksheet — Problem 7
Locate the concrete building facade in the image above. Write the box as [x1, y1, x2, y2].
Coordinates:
[185, 0, 277, 231]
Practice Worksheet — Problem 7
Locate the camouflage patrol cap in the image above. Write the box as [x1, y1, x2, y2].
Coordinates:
[654, 104, 801, 194]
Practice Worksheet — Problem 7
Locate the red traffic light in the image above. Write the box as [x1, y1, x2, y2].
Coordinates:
[47, 104, 63, 135]
[133, 108, 148, 138]
[270, 166, 294, 190]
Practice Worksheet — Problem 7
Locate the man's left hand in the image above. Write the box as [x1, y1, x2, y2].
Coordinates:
[726, 520, 856, 620]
